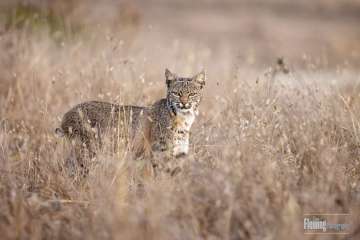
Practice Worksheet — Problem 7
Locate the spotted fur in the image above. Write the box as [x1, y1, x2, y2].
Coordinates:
[56, 69, 205, 159]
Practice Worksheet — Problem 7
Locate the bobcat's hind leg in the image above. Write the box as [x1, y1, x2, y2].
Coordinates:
[64, 137, 89, 178]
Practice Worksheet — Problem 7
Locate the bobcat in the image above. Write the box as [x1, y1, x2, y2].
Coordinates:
[55, 69, 205, 161]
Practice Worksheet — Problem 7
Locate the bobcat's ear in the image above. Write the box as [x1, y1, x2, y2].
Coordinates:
[193, 70, 206, 88]
[165, 68, 177, 87]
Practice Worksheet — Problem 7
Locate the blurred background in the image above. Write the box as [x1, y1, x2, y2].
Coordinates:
[1, 0, 360, 67]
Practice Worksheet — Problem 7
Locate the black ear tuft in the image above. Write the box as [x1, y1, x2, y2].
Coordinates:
[193, 70, 206, 88]
[165, 68, 177, 87]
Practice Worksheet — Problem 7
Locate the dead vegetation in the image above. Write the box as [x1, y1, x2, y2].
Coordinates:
[0, 1, 360, 239]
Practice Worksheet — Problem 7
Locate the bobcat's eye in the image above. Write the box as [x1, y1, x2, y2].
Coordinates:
[171, 91, 181, 97]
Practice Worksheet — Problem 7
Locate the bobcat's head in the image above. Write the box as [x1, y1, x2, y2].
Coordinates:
[165, 69, 205, 115]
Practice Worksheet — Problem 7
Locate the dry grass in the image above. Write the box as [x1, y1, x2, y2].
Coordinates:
[1, 1, 360, 240]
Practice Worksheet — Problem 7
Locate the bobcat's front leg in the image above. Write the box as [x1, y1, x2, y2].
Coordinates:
[172, 130, 189, 158]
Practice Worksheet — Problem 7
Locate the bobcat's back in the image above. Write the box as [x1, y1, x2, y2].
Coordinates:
[56, 101, 147, 142]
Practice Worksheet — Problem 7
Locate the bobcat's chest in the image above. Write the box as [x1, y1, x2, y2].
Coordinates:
[171, 110, 195, 157]
[173, 110, 195, 131]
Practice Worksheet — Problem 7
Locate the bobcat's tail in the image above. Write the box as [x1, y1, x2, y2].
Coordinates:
[55, 127, 65, 137]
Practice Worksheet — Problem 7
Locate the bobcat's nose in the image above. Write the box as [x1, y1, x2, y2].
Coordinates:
[180, 95, 188, 105]
[179, 96, 191, 109]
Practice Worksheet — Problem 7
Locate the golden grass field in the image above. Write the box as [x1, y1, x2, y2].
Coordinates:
[1, 0, 360, 239]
